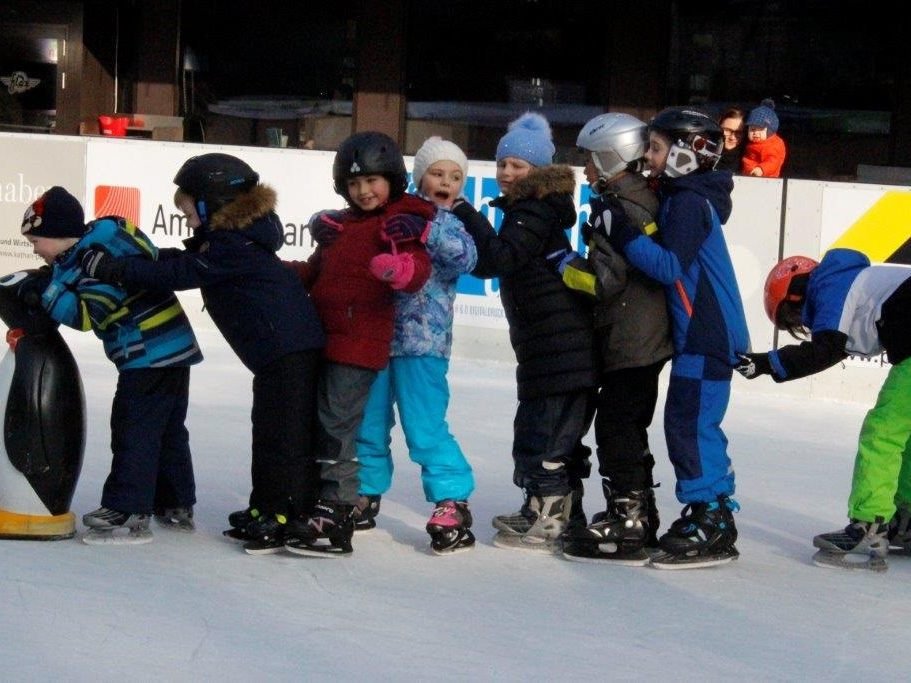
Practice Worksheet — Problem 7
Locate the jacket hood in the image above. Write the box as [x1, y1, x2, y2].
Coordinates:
[661, 170, 734, 223]
[209, 184, 277, 231]
[206, 184, 284, 251]
[502, 165, 576, 204]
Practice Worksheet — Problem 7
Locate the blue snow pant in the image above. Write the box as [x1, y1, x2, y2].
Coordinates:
[102, 367, 195, 514]
[664, 353, 735, 504]
[357, 356, 474, 503]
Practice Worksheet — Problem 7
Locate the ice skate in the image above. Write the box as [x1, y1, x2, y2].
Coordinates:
[354, 495, 381, 532]
[888, 504, 911, 555]
[154, 506, 195, 533]
[82, 507, 152, 545]
[426, 500, 475, 555]
[492, 493, 570, 553]
[650, 496, 739, 569]
[284, 501, 355, 557]
[562, 490, 651, 566]
[812, 518, 889, 572]
[223, 507, 259, 542]
[243, 514, 288, 555]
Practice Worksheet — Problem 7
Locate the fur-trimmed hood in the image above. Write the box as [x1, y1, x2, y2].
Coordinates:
[205, 184, 284, 252]
[501, 164, 575, 204]
[209, 184, 277, 231]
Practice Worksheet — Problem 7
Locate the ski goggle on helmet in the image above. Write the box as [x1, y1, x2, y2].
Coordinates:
[763, 255, 818, 325]
[649, 107, 723, 178]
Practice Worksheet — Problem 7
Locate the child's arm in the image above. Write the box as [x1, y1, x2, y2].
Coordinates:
[427, 210, 477, 279]
[736, 330, 848, 382]
[371, 215, 432, 292]
[450, 201, 499, 279]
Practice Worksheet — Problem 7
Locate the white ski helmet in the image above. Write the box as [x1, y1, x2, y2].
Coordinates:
[576, 113, 648, 181]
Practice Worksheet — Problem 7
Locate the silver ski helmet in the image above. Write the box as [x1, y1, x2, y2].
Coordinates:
[576, 113, 648, 181]
[648, 107, 723, 178]
[173, 153, 259, 222]
[332, 132, 408, 199]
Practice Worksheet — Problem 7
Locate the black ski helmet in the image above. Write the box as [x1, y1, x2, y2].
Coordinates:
[332, 132, 408, 199]
[173, 153, 259, 220]
[648, 107, 723, 177]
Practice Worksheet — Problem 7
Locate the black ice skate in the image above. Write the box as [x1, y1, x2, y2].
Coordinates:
[82, 507, 152, 545]
[562, 490, 652, 566]
[812, 518, 889, 572]
[354, 495, 381, 532]
[284, 502, 355, 557]
[223, 507, 260, 542]
[426, 500, 475, 555]
[154, 506, 195, 533]
[650, 496, 740, 569]
[243, 514, 288, 555]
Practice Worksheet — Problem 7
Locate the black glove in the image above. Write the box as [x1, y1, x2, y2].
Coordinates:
[588, 195, 638, 251]
[383, 213, 429, 244]
[308, 210, 345, 246]
[80, 247, 125, 284]
[735, 353, 772, 379]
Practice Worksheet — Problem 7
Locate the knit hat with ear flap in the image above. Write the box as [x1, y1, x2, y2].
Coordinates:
[746, 98, 779, 135]
[496, 112, 555, 167]
[21, 186, 86, 239]
[412, 136, 469, 189]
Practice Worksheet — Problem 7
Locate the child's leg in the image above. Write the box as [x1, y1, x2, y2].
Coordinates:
[664, 354, 735, 504]
[102, 369, 177, 513]
[153, 366, 195, 510]
[355, 366, 396, 497]
[594, 360, 666, 493]
[316, 363, 377, 504]
[512, 390, 591, 497]
[392, 356, 474, 503]
[849, 359, 911, 521]
[250, 350, 321, 518]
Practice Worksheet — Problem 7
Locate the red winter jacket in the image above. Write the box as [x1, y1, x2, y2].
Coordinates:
[741, 133, 787, 178]
[288, 194, 434, 370]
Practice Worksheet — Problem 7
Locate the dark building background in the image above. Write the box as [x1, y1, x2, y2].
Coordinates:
[1, 0, 908, 180]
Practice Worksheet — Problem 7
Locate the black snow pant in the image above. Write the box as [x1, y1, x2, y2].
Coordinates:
[102, 366, 195, 514]
[512, 389, 594, 497]
[249, 350, 322, 518]
[593, 359, 667, 495]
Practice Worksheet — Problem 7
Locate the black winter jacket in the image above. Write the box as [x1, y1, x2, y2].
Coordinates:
[112, 185, 325, 373]
[461, 165, 596, 400]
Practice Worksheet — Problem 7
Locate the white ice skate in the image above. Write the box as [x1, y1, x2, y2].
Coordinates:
[154, 506, 195, 533]
[812, 519, 888, 572]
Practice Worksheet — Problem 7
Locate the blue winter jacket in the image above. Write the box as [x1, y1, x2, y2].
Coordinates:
[623, 170, 749, 364]
[390, 204, 477, 358]
[111, 185, 324, 373]
[42, 217, 203, 370]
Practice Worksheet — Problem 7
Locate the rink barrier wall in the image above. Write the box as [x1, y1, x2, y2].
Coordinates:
[2, 132, 908, 405]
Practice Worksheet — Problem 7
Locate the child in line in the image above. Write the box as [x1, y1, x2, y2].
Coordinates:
[22, 186, 203, 544]
[599, 107, 750, 568]
[557, 113, 674, 565]
[457, 112, 597, 552]
[741, 98, 787, 178]
[285, 132, 432, 556]
[354, 136, 478, 554]
[81, 154, 326, 555]
[737, 249, 911, 571]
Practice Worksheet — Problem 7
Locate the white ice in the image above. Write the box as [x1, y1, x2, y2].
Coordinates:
[2, 325, 909, 682]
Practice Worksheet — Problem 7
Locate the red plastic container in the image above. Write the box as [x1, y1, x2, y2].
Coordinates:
[98, 115, 129, 136]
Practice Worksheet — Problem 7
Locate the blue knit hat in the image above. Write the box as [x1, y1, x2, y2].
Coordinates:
[496, 112, 555, 166]
[746, 99, 779, 135]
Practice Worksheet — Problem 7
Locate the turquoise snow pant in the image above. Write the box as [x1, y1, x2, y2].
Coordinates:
[848, 357, 911, 522]
[356, 356, 474, 503]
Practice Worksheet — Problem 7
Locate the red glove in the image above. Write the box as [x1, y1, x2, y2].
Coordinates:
[369, 253, 416, 290]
